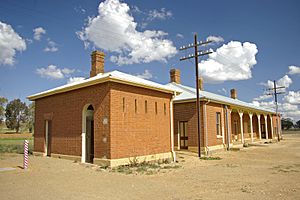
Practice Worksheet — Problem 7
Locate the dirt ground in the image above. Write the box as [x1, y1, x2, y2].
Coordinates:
[1, 133, 300, 200]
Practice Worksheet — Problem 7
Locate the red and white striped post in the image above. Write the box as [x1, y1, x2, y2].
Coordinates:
[23, 140, 29, 170]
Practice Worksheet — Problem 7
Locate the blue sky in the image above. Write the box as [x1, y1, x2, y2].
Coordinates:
[0, 0, 299, 120]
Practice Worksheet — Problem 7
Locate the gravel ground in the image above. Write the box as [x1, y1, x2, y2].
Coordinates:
[0, 133, 299, 200]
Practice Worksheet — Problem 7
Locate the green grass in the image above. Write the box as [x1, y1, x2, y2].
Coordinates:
[200, 156, 222, 160]
[0, 138, 33, 154]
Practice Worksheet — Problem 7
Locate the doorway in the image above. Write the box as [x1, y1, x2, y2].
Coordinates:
[179, 121, 188, 149]
[85, 105, 94, 163]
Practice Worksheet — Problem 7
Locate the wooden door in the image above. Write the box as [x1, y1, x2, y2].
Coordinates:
[179, 121, 188, 149]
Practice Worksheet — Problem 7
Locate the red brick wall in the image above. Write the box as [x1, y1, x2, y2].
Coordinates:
[173, 101, 204, 148]
[109, 83, 172, 159]
[204, 102, 225, 147]
[34, 83, 110, 158]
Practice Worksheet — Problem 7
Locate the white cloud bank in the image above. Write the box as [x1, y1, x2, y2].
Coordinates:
[136, 69, 153, 79]
[0, 21, 26, 65]
[252, 99, 300, 121]
[283, 91, 300, 105]
[253, 75, 299, 121]
[288, 65, 300, 75]
[198, 41, 258, 83]
[36, 65, 75, 79]
[147, 8, 172, 21]
[68, 77, 85, 84]
[33, 27, 46, 41]
[206, 35, 224, 43]
[44, 39, 58, 52]
[77, 0, 177, 65]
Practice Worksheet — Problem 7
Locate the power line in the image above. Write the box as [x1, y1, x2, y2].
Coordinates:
[179, 33, 213, 158]
[266, 80, 285, 142]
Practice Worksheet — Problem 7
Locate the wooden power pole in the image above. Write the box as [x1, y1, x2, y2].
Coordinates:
[179, 33, 212, 158]
[266, 80, 285, 141]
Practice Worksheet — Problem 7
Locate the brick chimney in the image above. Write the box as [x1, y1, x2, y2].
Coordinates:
[198, 76, 204, 90]
[90, 50, 105, 77]
[170, 69, 181, 84]
[230, 89, 237, 99]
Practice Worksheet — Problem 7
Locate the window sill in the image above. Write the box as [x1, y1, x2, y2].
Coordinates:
[217, 135, 223, 139]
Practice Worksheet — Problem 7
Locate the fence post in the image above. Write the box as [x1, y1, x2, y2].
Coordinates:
[24, 140, 29, 170]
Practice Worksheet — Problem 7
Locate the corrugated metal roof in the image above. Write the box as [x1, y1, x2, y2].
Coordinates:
[166, 82, 275, 114]
[28, 70, 180, 100]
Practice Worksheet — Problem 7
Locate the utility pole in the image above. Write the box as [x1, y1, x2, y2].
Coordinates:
[179, 33, 212, 158]
[266, 80, 285, 142]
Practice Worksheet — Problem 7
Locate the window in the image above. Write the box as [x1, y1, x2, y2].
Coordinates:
[164, 103, 166, 115]
[135, 99, 137, 113]
[155, 102, 158, 114]
[122, 97, 125, 112]
[216, 112, 221, 136]
[145, 100, 148, 113]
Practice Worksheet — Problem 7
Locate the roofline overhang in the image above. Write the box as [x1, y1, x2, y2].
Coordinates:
[28, 76, 180, 101]
[174, 97, 276, 115]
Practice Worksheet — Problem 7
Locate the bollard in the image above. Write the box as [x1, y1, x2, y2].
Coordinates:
[23, 140, 29, 170]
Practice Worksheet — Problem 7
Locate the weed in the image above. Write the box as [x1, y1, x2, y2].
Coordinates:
[200, 156, 222, 160]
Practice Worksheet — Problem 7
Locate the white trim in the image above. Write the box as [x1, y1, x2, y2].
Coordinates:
[170, 93, 176, 162]
[177, 121, 180, 150]
[44, 120, 49, 156]
[221, 107, 225, 144]
[257, 114, 262, 140]
[249, 113, 254, 143]
[239, 111, 244, 144]
[81, 132, 86, 163]
[81, 104, 90, 163]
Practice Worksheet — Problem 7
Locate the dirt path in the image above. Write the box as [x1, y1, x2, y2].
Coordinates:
[1, 134, 299, 200]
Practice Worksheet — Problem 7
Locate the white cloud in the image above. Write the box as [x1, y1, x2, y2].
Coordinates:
[253, 94, 272, 101]
[33, 27, 46, 41]
[252, 89, 300, 121]
[252, 100, 300, 121]
[77, 0, 177, 65]
[136, 69, 153, 79]
[283, 91, 300, 105]
[74, 6, 86, 14]
[288, 65, 300, 75]
[44, 39, 58, 52]
[62, 68, 75, 74]
[264, 75, 292, 90]
[206, 35, 224, 43]
[176, 33, 184, 39]
[147, 8, 172, 20]
[36, 65, 75, 79]
[198, 41, 258, 83]
[68, 77, 85, 84]
[218, 88, 227, 95]
[0, 21, 26, 65]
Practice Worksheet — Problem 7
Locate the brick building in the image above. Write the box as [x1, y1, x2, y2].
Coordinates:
[28, 51, 281, 166]
[28, 51, 178, 167]
[166, 69, 281, 154]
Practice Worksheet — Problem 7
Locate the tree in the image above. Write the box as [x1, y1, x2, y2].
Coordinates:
[5, 99, 28, 133]
[296, 120, 300, 129]
[0, 97, 8, 124]
[281, 118, 294, 130]
[26, 102, 35, 132]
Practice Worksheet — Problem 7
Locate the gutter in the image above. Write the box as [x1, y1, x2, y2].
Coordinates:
[204, 100, 210, 155]
[170, 92, 176, 162]
[224, 105, 231, 150]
